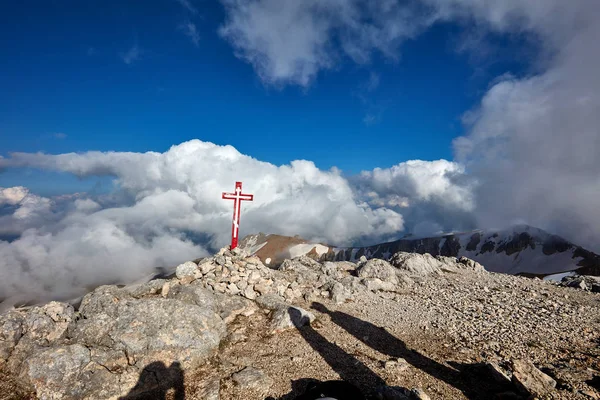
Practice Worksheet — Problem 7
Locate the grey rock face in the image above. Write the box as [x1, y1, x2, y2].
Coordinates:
[231, 366, 274, 392]
[199, 379, 221, 400]
[22, 344, 91, 399]
[175, 261, 200, 279]
[7, 283, 226, 399]
[0, 311, 25, 361]
[80, 295, 224, 368]
[357, 259, 399, 285]
[166, 283, 216, 311]
[511, 359, 556, 397]
[560, 275, 600, 292]
[390, 252, 443, 276]
[270, 305, 315, 334]
[330, 282, 351, 304]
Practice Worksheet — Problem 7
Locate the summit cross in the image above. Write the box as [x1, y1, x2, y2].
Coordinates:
[222, 181, 254, 250]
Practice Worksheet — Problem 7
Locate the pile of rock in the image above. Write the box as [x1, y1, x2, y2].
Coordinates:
[176, 248, 486, 305]
[0, 248, 488, 399]
[559, 275, 600, 292]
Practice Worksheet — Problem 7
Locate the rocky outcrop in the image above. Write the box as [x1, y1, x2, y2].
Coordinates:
[1, 282, 226, 398]
[0, 248, 518, 399]
[559, 275, 600, 292]
[240, 227, 600, 278]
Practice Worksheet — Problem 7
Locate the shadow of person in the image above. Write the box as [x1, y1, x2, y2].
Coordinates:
[284, 307, 381, 399]
[119, 361, 185, 400]
[311, 302, 511, 400]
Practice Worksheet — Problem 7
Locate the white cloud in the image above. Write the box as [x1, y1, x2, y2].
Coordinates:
[3, 141, 470, 303]
[0, 187, 28, 206]
[53, 132, 67, 140]
[218, 0, 434, 87]
[217, 0, 600, 251]
[180, 21, 200, 47]
[175, 0, 198, 14]
[120, 44, 142, 65]
[453, 25, 600, 251]
[354, 160, 477, 235]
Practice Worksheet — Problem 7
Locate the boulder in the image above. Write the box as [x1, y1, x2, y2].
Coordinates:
[71, 287, 225, 369]
[175, 261, 201, 280]
[330, 282, 352, 304]
[22, 344, 91, 399]
[270, 306, 315, 334]
[0, 311, 24, 361]
[166, 283, 216, 311]
[458, 257, 485, 272]
[511, 359, 556, 397]
[125, 279, 167, 298]
[232, 366, 273, 392]
[390, 253, 442, 276]
[357, 259, 399, 284]
[363, 278, 397, 292]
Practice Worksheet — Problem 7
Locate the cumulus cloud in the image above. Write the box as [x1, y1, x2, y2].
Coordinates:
[218, 0, 435, 86]
[0, 141, 476, 303]
[354, 160, 477, 236]
[218, 0, 600, 252]
[0, 187, 28, 206]
[451, 0, 600, 252]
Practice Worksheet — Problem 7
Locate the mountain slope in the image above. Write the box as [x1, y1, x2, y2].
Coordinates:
[240, 225, 600, 277]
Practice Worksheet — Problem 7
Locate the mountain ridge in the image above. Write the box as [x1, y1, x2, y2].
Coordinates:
[240, 225, 600, 277]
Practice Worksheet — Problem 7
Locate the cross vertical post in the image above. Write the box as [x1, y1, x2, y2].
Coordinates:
[222, 181, 254, 249]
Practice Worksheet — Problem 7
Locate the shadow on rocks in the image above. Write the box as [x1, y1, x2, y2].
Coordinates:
[269, 378, 367, 400]
[266, 307, 379, 400]
[119, 361, 185, 400]
[311, 302, 514, 400]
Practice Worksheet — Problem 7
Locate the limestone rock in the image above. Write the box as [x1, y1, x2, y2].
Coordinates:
[126, 279, 167, 298]
[175, 261, 201, 279]
[330, 282, 352, 304]
[199, 379, 221, 400]
[166, 284, 216, 311]
[243, 286, 257, 300]
[363, 278, 397, 292]
[0, 311, 24, 361]
[511, 359, 556, 397]
[199, 260, 217, 275]
[214, 293, 255, 324]
[232, 367, 273, 392]
[458, 256, 485, 272]
[357, 259, 399, 285]
[22, 344, 91, 399]
[72, 287, 225, 369]
[255, 294, 287, 310]
[270, 306, 315, 334]
[390, 252, 442, 276]
[410, 388, 431, 400]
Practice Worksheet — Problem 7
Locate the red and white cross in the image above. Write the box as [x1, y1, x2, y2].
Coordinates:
[222, 181, 254, 249]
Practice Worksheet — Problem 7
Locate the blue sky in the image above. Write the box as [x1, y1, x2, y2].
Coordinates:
[2, 1, 599, 300]
[0, 0, 531, 195]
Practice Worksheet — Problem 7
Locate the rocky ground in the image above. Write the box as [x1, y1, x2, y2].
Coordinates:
[1, 248, 599, 399]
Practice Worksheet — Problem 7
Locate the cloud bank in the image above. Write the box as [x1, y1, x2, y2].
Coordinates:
[218, 0, 600, 250]
[0, 141, 471, 304]
[2, 0, 599, 305]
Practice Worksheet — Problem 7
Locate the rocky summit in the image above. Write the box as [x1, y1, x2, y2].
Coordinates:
[1, 246, 599, 399]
